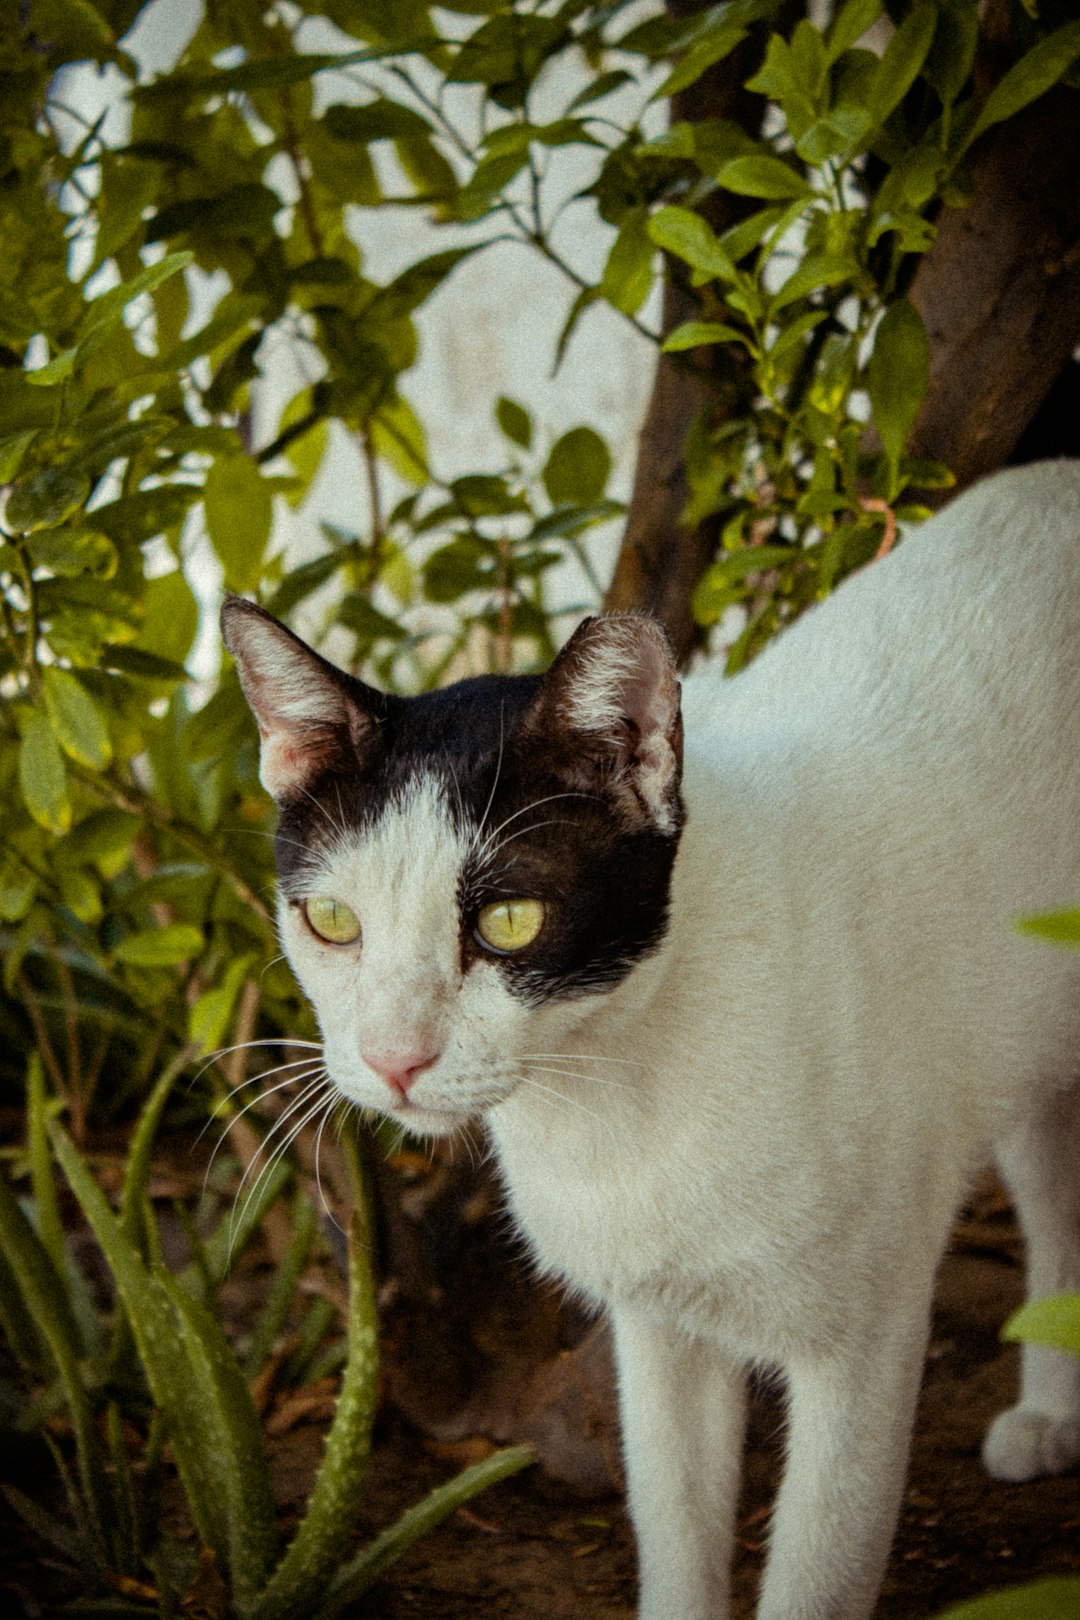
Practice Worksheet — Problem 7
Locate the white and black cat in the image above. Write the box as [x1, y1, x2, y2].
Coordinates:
[222, 459, 1080, 1620]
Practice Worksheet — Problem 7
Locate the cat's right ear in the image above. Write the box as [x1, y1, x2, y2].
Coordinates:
[221, 597, 382, 801]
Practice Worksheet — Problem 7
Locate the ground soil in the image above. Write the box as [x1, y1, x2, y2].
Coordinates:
[0, 1157, 1077, 1619]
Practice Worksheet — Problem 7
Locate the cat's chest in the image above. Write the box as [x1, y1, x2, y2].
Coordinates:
[487, 1098, 774, 1323]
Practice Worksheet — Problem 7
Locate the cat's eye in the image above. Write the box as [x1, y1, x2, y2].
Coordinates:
[475, 898, 545, 954]
[304, 896, 362, 945]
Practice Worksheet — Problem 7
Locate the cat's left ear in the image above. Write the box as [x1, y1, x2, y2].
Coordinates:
[221, 597, 383, 800]
[523, 615, 683, 833]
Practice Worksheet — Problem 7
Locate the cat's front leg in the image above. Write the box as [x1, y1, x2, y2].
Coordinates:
[756, 1314, 931, 1620]
[611, 1304, 746, 1620]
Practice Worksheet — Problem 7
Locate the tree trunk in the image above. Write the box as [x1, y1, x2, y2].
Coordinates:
[907, 86, 1080, 496]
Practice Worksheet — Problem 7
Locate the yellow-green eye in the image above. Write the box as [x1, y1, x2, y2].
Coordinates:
[304, 896, 362, 945]
[475, 898, 545, 954]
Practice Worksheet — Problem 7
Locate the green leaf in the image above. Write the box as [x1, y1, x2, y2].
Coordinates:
[0, 856, 36, 924]
[868, 300, 929, 484]
[0, 1169, 110, 1562]
[714, 152, 813, 201]
[543, 427, 611, 506]
[934, 1575, 1080, 1620]
[368, 247, 478, 322]
[43, 667, 112, 771]
[77, 251, 194, 348]
[114, 924, 205, 968]
[423, 537, 492, 603]
[189, 955, 257, 1054]
[323, 98, 433, 143]
[648, 206, 736, 281]
[450, 474, 528, 517]
[662, 321, 749, 352]
[264, 553, 347, 620]
[204, 454, 273, 594]
[496, 396, 533, 449]
[371, 392, 428, 486]
[1017, 907, 1080, 946]
[770, 252, 858, 310]
[27, 527, 117, 579]
[120, 1050, 199, 1250]
[922, 0, 979, 111]
[6, 466, 91, 534]
[652, 23, 749, 99]
[19, 712, 72, 835]
[600, 206, 656, 318]
[134, 570, 199, 668]
[868, 3, 937, 124]
[1002, 1293, 1080, 1359]
[242, 1193, 318, 1380]
[965, 21, 1080, 150]
[102, 646, 188, 681]
[0, 430, 38, 484]
[825, 0, 883, 65]
[274, 393, 329, 507]
[26, 1056, 68, 1310]
[91, 485, 200, 549]
[553, 285, 599, 374]
[140, 50, 387, 99]
[565, 69, 632, 113]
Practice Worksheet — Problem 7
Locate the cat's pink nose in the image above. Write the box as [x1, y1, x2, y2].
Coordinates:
[363, 1050, 439, 1099]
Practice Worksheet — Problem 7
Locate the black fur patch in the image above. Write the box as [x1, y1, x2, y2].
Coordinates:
[273, 669, 683, 1006]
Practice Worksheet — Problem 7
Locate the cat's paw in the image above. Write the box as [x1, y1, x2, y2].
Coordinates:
[982, 1406, 1080, 1482]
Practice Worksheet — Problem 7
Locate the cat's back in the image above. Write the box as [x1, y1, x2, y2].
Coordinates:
[670, 460, 1080, 1127]
[682, 458, 1080, 752]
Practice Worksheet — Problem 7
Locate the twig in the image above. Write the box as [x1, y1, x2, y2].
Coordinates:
[69, 766, 273, 925]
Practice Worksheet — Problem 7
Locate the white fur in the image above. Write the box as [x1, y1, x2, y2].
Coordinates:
[285, 463, 1080, 1620]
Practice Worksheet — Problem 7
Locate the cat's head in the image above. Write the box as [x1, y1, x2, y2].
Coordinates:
[222, 598, 684, 1136]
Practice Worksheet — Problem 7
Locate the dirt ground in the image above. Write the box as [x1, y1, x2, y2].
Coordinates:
[1, 1167, 1077, 1619]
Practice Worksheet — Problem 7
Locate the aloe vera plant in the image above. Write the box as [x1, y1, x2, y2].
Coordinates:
[0, 1062, 534, 1615]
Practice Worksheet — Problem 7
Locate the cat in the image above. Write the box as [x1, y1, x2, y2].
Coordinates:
[222, 458, 1080, 1620]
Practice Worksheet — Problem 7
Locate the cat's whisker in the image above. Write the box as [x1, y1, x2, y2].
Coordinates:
[189, 1050, 324, 1112]
[312, 1097, 346, 1236]
[471, 790, 596, 865]
[483, 789, 597, 846]
[197, 1061, 328, 1158]
[297, 782, 348, 843]
[225, 1055, 328, 1097]
[217, 1068, 330, 1186]
[481, 818, 574, 862]
[443, 750, 466, 826]
[521, 1052, 645, 1069]
[473, 701, 506, 849]
[228, 1067, 330, 1169]
[517, 1074, 604, 1125]
[194, 1035, 321, 1074]
[518, 1061, 630, 1089]
[228, 1079, 334, 1255]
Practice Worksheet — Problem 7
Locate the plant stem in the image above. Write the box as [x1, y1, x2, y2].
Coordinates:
[68, 766, 274, 925]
